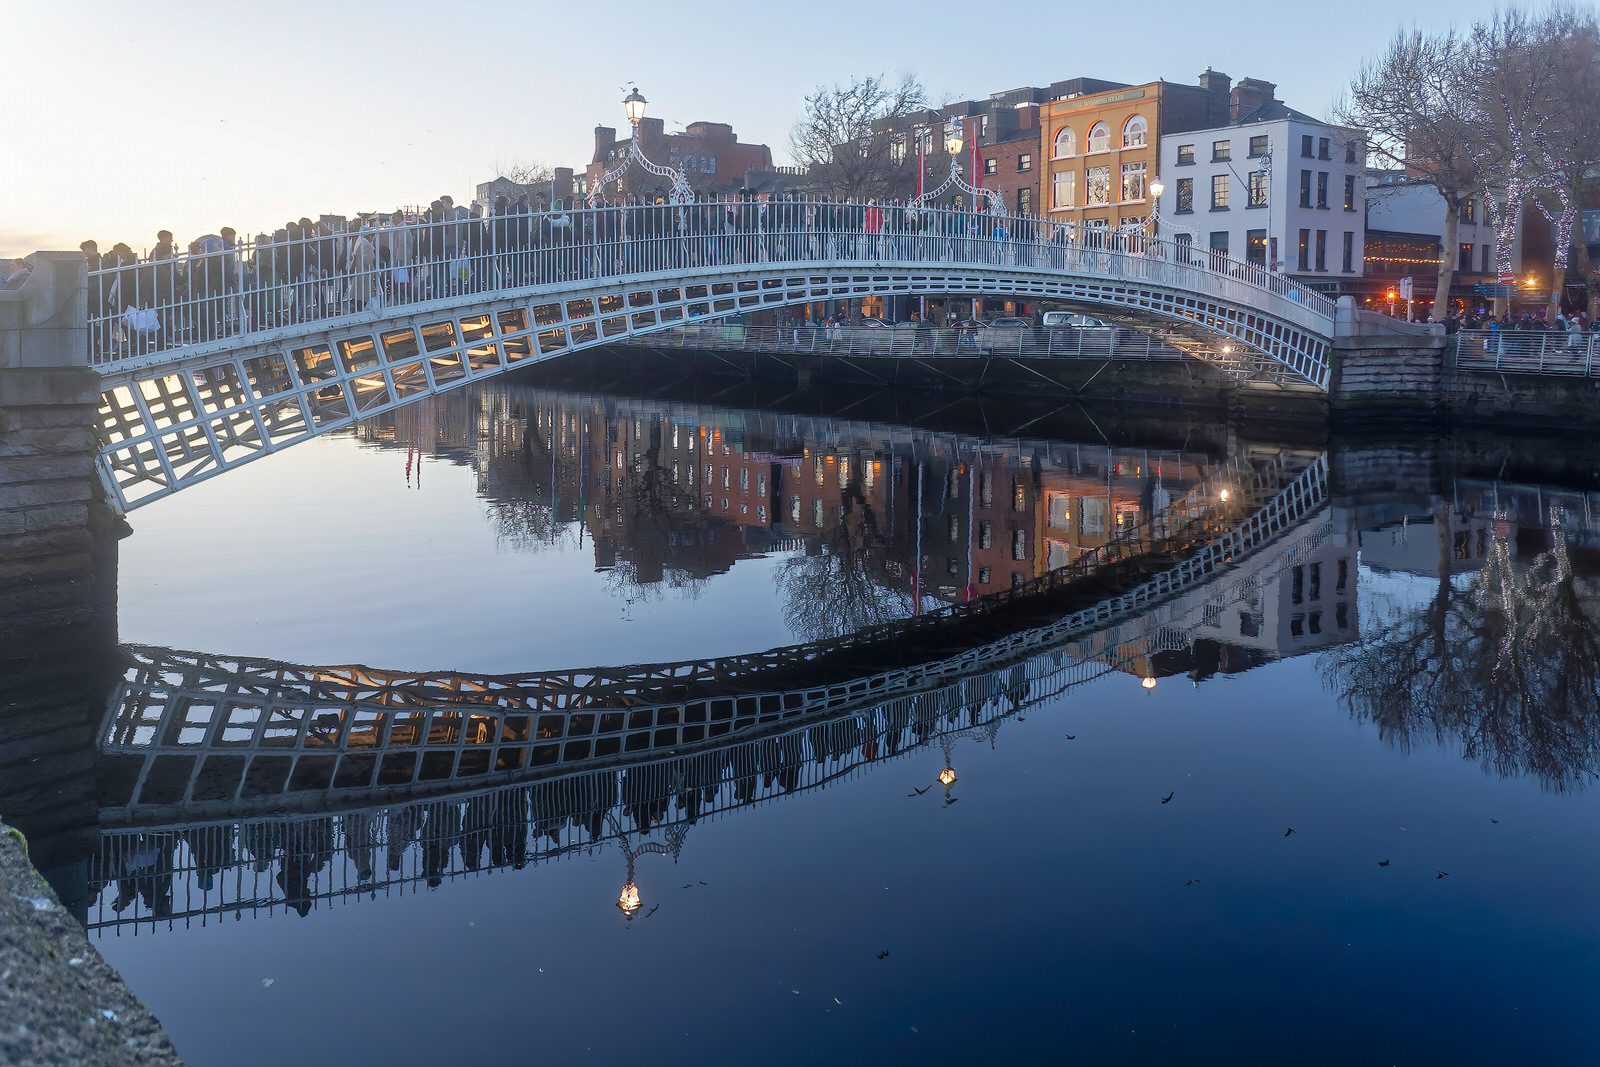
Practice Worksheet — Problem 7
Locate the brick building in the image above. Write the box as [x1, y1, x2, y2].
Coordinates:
[1042, 71, 1235, 240]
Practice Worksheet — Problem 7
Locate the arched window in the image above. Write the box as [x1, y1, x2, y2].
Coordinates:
[1122, 114, 1148, 148]
[1052, 126, 1076, 159]
[1087, 122, 1111, 153]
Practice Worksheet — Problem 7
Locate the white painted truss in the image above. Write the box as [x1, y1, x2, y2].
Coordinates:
[92, 205, 1338, 512]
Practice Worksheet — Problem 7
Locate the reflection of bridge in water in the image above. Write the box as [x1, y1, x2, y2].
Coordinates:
[89, 451, 1345, 931]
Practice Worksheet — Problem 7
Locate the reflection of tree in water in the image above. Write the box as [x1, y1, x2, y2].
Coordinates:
[1321, 511, 1600, 791]
[599, 419, 710, 608]
[485, 498, 560, 551]
[775, 484, 912, 641]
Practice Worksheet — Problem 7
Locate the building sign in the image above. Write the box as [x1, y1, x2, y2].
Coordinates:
[1053, 88, 1149, 112]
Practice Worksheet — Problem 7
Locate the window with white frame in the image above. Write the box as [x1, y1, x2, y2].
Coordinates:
[1211, 174, 1230, 209]
[1086, 166, 1112, 205]
[1120, 161, 1147, 202]
[1052, 170, 1076, 208]
[1087, 122, 1111, 153]
[1122, 114, 1148, 148]
[1053, 127, 1075, 158]
[1018, 152, 1032, 171]
[984, 157, 997, 176]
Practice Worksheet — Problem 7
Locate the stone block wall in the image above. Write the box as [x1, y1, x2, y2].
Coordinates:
[1328, 300, 1448, 422]
[0, 252, 118, 644]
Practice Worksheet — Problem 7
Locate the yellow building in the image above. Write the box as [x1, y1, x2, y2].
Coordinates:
[1042, 71, 1233, 241]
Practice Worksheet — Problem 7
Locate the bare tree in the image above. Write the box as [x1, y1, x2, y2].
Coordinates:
[1466, 8, 1565, 313]
[493, 159, 555, 187]
[1526, 4, 1600, 316]
[790, 74, 929, 199]
[1338, 28, 1481, 319]
[486, 159, 557, 203]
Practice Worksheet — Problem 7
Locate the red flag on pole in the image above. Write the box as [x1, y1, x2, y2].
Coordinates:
[972, 140, 984, 208]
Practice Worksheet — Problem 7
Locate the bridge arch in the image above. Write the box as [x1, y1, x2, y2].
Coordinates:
[89, 201, 1337, 510]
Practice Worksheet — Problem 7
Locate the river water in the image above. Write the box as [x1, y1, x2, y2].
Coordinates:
[39, 383, 1600, 1063]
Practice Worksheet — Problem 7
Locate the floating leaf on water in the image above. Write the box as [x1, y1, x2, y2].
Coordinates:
[261, 978, 275, 988]
[68, 958, 85, 967]
[99, 1009, 118, 1022]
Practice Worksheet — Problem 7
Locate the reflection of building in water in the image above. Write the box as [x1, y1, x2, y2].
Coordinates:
[1360, 509, 1494, 578]
[1192, 540, 1357, 654]
[366, 389, 1220, 610]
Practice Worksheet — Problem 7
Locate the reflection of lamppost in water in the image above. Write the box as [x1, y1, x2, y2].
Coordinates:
[610, 816, 688, 920]
[1142, 675, 1158, 693]
[587, 86, 695, 208]
[936, 718, 1002, 793]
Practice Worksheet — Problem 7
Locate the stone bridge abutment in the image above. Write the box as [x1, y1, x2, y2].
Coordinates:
[0, 253, 119, 650]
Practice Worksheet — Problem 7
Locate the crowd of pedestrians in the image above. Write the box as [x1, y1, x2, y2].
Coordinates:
[1450, 305, 1600, 360]
[76, 190, 1150, 360]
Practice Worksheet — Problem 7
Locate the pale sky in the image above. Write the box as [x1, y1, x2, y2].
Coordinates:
[1, 0, 1508, 257]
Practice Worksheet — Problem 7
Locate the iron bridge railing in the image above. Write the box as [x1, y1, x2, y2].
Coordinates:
[87, 197, 1336, 373]
[1453, 329, 1600, 376]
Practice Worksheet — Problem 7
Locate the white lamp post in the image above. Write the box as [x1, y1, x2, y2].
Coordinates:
[588, 86, 694, 207]
[917, 119, 1004, 214]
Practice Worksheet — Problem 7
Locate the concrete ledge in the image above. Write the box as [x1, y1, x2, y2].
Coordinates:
[0, 821, 183, 1065]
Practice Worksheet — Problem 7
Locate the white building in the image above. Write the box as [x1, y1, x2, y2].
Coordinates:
[1154, 80, 1367, 292]
[1362, 172, 1520, 311]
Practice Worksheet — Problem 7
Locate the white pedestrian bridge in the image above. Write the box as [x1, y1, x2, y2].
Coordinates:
[88, 200, 1338, 510]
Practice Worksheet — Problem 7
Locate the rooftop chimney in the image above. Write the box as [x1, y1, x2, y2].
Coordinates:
[1199, 68, 1232, 125]
[1230, 77, 1278, 123]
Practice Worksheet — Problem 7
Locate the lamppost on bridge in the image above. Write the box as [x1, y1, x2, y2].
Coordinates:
[917, 119, 1005, 215]
[1148, 179, 1165, 240]
[587, 86, 695, 207]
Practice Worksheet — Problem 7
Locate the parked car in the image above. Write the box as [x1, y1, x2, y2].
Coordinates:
[1042, 312, 1110, 329]
[858, 317, 894, 329]
[987, 317, 1033, 329]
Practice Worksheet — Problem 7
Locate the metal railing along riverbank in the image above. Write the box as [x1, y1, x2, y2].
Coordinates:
[1454, 329, 1600, 376]
[637, 322, 1193, 361]
[85, 197, 1337, 368]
